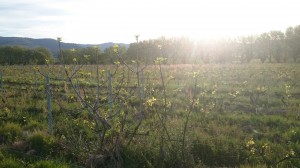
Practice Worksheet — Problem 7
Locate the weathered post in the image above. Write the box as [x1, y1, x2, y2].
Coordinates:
[107, 70, 113, 117]
[0, 70, 2, 92]
[140, 70, 144, 100]
[34, 69, 38, 95]
[46, 75, 53, 134]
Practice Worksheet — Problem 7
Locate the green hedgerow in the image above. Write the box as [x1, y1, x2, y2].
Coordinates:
[0, 122, 22, 143]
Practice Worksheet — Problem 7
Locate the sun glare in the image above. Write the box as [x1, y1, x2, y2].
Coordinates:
[1, 0, 299, 43]
[48, 0, 300, 43]
[132, 0, 300, 42]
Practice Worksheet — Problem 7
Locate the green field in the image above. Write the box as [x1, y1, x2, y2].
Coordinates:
[0, 63, 300, 167]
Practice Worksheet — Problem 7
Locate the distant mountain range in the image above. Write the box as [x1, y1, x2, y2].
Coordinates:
[0, 36, 129, 56]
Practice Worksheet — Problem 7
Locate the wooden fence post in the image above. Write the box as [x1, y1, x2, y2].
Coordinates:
[107, 70, 113, 117]
[46, 75, 53, 134]
[34, 69, 38, 95]
[141, 70, 144, 100]
[0, 70, 2, 91]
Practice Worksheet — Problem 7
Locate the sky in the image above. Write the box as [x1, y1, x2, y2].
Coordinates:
[1, 0, 300, 44]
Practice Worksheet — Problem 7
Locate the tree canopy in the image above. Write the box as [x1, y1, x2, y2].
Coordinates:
[0, 46, 53, 65]
[1, 25, 300, 65]
[123, 25, 300, 64]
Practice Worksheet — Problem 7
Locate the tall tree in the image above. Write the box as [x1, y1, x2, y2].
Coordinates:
[237, 36, 255, 63]
[256, 33, 271, 63]
[285, 26, 300, 62]
[269, 31, 285, 63]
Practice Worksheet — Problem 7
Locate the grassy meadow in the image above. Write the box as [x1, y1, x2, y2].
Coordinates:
[0, 63, 300, 167]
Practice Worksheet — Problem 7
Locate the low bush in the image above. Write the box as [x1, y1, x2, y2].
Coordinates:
[26, 131, 55, 156]
[30, 160, 70, 168]
[0, 158, 24, 168]
[0, 150, 4, 161]
[24, 120, 44, 131]
[0, 122, 22, 143]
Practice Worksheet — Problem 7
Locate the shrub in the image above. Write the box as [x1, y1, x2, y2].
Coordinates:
[27, 107, 44, 115]
[23, 120, 44, 131]
[0, 158, 24, 168]
[290, 130, 300, 143]
[121, 147, 156, 168]
[0, 150, 4, 161]
[0, 122, 22, 143]
[30, 160, 70, 168]
[191, 140, 214, 166]
[27, 132, 55, 156]
[191, 138, 247, 167]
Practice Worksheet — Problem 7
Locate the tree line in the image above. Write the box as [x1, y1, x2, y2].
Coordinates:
[1, 25, 300, 65]
[124, 25, 300, 64]
[0, 46, 53, 65]
[59, 24, 300, 64]
[58, 45, 126, 64]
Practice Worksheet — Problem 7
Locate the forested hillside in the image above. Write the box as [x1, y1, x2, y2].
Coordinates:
[0, 36, 128, 57]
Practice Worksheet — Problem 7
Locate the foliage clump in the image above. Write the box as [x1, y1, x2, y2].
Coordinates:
[26, 131, 55, 156]
[0, 122, 22, 143]
[30, 160, 70, 168]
